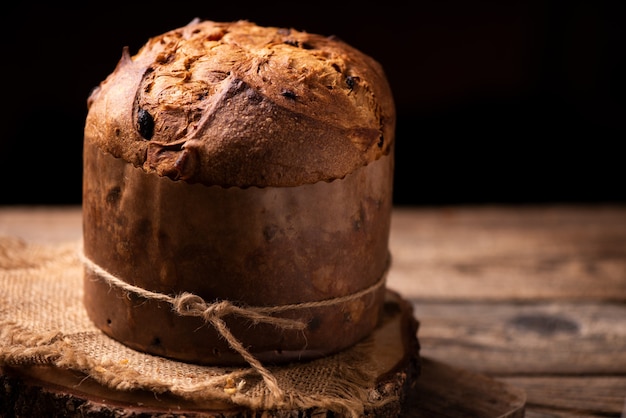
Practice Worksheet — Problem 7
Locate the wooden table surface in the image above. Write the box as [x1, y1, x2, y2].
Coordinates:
[1, 204, 625, 417]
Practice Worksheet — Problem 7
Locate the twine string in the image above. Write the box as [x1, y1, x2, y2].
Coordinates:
[79, 251, 388, 403]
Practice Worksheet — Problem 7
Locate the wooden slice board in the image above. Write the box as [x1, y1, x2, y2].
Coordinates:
[0, 292, 526, 417]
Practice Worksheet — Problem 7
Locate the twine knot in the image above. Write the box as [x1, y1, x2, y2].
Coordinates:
[174, 293, 232, 319]
[202, 300, 232, 318]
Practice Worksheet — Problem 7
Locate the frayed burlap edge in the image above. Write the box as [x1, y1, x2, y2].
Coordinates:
[0, 236, 399, 417]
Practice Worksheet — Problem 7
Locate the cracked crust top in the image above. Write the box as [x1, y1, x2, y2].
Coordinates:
[84, 19, 395, 187]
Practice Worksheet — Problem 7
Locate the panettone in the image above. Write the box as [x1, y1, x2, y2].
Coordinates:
[82, 18, 396, 366]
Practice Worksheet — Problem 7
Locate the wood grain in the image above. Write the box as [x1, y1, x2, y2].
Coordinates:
[387, 205, 626, 301]
[499, 376, 626, 416]
[411, 301, 626, 375]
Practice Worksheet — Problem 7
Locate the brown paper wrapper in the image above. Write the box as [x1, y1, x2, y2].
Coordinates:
[82, 139, 394, 365]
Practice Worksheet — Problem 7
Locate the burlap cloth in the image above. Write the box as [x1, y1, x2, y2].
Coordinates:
[0, 235, 404, 417]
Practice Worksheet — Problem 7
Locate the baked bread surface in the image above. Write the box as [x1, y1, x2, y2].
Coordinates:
[84, 19, 395, 187]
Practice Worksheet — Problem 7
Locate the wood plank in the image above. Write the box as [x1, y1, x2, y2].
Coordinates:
[498, 376, 626, 417]
[0, 205, 82, 243]
[387, 205, 626, 301]
[410, 300, 626, 375]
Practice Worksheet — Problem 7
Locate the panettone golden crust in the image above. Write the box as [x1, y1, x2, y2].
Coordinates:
[84, 19, 395, 187]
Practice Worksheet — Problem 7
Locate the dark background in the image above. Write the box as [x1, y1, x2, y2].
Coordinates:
[2, 1, 624, 207]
